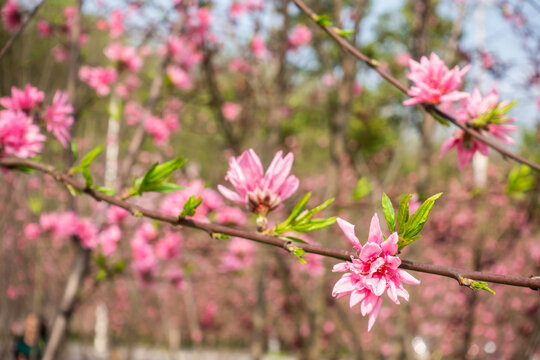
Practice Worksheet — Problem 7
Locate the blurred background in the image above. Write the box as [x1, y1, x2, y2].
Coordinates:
[0, 0, 539, 359]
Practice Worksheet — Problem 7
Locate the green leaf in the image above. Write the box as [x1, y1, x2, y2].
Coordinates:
[284, 193, 311, 226]
[95, 253, 106, 269]
[27, 197, 43, 214]
[381, 193, 395, 233]
[82, 167, 93, 188]
[336, 28, 354, 37]
[180, 195, 203, 218]
[402, 192, 442, 239]
[470, 281, 496, 295]
[292, 247, 307, 265]
[95, 186, 116, 196]
[80, 146, 104, 168]
[130, 157, 185, 196]
[313, 14, 332, 26]
[113, 260, 126, 274]
[95, 269, 108, 282]
[353, 177, 371, 200]
[295, 198, 334, 223]
[506, 165, 535, 197]
[396, 194, 412, 235]
[71, 140, 78, 160]
[272, 194, 335, 235]
[284, 236, 309, 244]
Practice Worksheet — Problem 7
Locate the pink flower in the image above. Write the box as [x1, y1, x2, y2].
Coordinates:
[167, 268, 184, 289]
[131, 236, 156, 282]
[222, 238, 256, 271]
[403, 52, 470, 106]
[481, 51, 494, 70]
[163, 36, 202, 70]
[106, 205, 129, 224]
[75, 218, 98, 249]
[167, 65, 192, 91]
[104, 43, 142, 72]
[51, 45, 69, 63]
[144, 115, 170, 146]
[109, 9, 124, 38]
[229, 58, 250, 73]
[440, 129, 489, 170]
[455, 88, 516, 144]
[322, 74, 336, 87]
[124, 101, 143, 126]
[0, 85, 45, 113]
[44, 91, 74, 147]
[79, 66, 118, 96]
[216, 206, 247, 226]
[332, 215, 420, 331]
[2, 0, 21, 32]
[39, 212, 78, 240]
[37, 20, 51, 37]
[218, 149, 299, 214]
[98, 225, 122, 256]
[0, 110, 45, 158]
[250, 34, 267, 58]
[156, 232, 182, 259]
[24, 223, 40, 239]
[222, 102, 242, 121]
[229, 1, 247, 18]
[288, 24, 312, 50]
[395, 52, 411, 67]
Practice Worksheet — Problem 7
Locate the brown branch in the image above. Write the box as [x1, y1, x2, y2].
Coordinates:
[1, 157, 539, 291]
[290, 0, 540, 173]
[0, 0, 46, 60]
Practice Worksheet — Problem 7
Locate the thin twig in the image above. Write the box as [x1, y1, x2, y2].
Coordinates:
[290, 0, 540, 173]
[0, 0, 46, 60]
[1, 157, 538, 290]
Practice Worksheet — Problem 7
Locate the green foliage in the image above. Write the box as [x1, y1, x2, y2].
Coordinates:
[396, 192, 442, 251]
[471, 101, 517, 127]
[129, 157, 185, 197]
[353, 177, 372, 200]
[469, 280, 496, 295]
[95, 186, 116, 196]
[506, 165, 535, 198]
[271, 193, 336, 235]
[381, 193, 395, 232]
[71, 146, 104, 188]
[291, 247, 307, 265]
[313, 14, 332, 26]
[180, 195, 203, 218]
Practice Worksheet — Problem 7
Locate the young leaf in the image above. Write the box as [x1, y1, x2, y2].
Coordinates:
[470, 281, 496, 295]
[71, 140, 78, 160]
[80, 146, 104, 168]
[292, 247, 307, 265]
[402, 192, 442, 239]
[284, 236, 309, 244]
[82, 167, 93, 188]
[353, 177, 371, 200]
[396, 194, 412, 235]
[95, 186, 116, 196]
[180, 195, 203, 218]
[313, 14, 332, 26]
[381, 193, 395, 233]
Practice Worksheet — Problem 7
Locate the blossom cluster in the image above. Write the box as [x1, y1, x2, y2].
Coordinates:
[332, 215, 420, 331]
[403, 53, 517, 169]
[0, 85, 74, 157]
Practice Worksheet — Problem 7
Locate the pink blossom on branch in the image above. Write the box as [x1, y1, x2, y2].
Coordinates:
[440, 130, 489, 171]
[332, 215, 420, 331]
[287, 24, 312, 50]
[104, 43, 143, 72]
[79, 66, 118, 96]
[0, 85, 45, 113]
[218, 149, 299, 215]
[403, 52, 470, 106]
[1, 0, 21, 32]
[44, 91, 74, 147]
[0, 110, 45, 158]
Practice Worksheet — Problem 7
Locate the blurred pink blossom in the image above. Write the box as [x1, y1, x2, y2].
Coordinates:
[395, 52, 411, 67]
[229, 58, 250, 73]
[0, 110, 45, 158]
[222, 238, 256, 271]
[24, 223, 40, 239]
[144, 115, 170, 146]
[109, 9, 124, 38]
[332, 215, 420, 331]
[124, 101, 143, 126]
[218, 149, 299, 215]
[167, 65, 192, 91]
[99, 225, 122, 256]
[229, 1, 247, 18]
[44, 91, 74, 147]
[250, 34, 267, 58]
[222, 102, 242, 121]
[107, 205, 130, 224]
[156, 232, 182, 259]
[79, 66, 118, 96]
[0, 85, 45, 113]
[403, 52, 470, 106]
[104, 43, 142, 72]
[216, 206, 247, 226]
[1, 0, 21, 32]
[288, 24, 312, 50]
[37, 20, 51, 37]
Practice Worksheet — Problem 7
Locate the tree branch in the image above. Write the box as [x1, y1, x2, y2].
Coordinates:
[290, 0, 540, 173]
[1, 157, 538, 291]
[0, 0, 46, 60]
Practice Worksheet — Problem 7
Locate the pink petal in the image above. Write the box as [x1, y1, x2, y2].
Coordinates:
[217, 185, 244, 203]
[349, 290, 367, 308]
[367, 296, 383, 332]
[337, 217, 362, 251]
[397, 269, 420, 285]
[368, 213, 383, 244]
[381, 232, 398, 255]
[360, 242, 381, 262]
